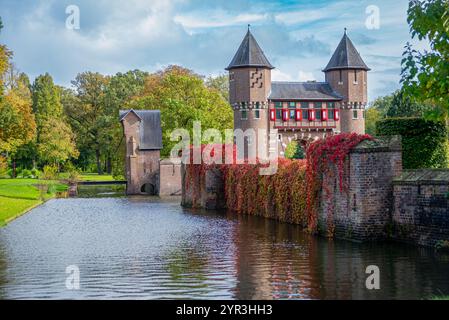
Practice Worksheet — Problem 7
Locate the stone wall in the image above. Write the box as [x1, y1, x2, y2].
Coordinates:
[392, 170, 449, 247]
[181, 165, 225, 210]
[159, 160, 182, 196]
[318, 136, 402, 240]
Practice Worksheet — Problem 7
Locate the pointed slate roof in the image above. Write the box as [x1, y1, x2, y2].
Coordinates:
[119, 110, 163, 150]
[323, 31, 370, 72]
[226, 28, 274, 70]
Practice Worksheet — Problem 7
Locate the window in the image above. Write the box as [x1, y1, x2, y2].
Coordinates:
[354, 70, 358, 83]
[302, 110, 308, 120]
[339, 70, 343, 83]
[254, 109, 260, 119]
[301, 102, 309, 109]
[275, 102, 283, 108]
[352, 110, 358, 119]
[290, 110, 295, 120]
[276, 109, 282, 120]
[314, 102, 322, 109]
[289, 102, 296, 108]
[241, 110, 248, 120]
[316, 109, 322, 120]
[328, 109, 335, 120]
[328, 102, 335, 109]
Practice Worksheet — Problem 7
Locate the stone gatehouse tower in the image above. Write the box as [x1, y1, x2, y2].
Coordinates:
[226, 27, 370, 156]
[120, 109, 162, 195]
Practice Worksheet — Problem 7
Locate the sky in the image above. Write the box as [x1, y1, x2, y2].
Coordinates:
[0, 0, 424, 102]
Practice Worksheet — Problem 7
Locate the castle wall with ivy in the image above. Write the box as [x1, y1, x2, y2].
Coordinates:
[318, 136, 402, 240]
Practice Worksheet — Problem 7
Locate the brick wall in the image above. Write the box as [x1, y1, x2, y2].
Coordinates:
[392, 170, 449, 247]
[318, 136, 402, 240]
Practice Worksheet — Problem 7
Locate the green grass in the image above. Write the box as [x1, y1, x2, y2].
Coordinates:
[0, 178, 68, 226]
[78, 173, 115, 182]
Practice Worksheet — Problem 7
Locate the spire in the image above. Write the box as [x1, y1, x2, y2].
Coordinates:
[323, 30, 370, 72]
[225, 28, 274, 70]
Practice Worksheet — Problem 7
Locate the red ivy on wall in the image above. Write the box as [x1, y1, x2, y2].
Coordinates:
[184, 133, 372, 236]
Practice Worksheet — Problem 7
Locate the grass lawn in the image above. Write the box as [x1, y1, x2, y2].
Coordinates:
[78, 173, 116, 182]
[0, 179, 68, 226]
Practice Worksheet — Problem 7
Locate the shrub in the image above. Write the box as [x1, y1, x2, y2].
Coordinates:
[285, 141, 305, 159]
[376, 118, 448, 169]
[41, 165, 59, 180]
[21, 169, 33, 178]
[31, 168, 41, 178]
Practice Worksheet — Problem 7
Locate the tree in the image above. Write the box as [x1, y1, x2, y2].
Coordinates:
[128, 65, 233, 158]
[102, 70, 147, 177]
[31, 73, 78, 166]
[205, 74, 229, 102]
[37, 118, 79, 165]
[401, 0, 449, 118]
[365, 107, 381, 135]
[0, 44, 35, 158]
[65, 72, 109, 174]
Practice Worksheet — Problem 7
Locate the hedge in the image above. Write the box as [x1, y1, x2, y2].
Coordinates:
[376, 117, 448, 169]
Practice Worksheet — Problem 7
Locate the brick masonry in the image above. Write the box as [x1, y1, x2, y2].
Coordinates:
[392, 170, 449, 247]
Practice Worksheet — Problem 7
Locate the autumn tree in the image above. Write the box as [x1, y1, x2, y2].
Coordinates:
[128, 65, 233, 158]
[0, 41, 36, 175]
[401, 0, 449, 118]
[31, 73, 78, 166]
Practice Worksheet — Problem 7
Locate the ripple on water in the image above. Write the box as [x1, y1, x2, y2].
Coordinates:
[0, 197, 449, 299]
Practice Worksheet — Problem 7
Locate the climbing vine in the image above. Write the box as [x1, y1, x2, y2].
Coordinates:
[184, 133, 372, 236]
[305, 133, 372, 235]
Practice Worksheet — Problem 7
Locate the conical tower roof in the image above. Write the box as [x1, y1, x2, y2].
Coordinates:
[226, 27, 274, 70]
[323, 30, 370, 72]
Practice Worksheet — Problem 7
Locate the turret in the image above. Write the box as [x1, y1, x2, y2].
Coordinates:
[323, 29, 370, 134]
[226, 26, 274, 158]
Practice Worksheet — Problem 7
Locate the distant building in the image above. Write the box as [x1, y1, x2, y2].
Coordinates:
[226, 27, 370, 156]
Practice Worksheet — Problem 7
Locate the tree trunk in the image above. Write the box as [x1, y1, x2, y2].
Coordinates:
[96, 149, 103, 175]
[12, 160, 16, 178]
[107, 156, 112, 174]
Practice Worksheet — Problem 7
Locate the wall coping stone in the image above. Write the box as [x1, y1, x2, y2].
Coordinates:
[351, 135, 402, 153]
[393, 169, 449, 186]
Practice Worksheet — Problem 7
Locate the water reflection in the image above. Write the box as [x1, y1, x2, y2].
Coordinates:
[0, 197, 448, 299]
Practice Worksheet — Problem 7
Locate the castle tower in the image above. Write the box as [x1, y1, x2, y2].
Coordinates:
[323, 30, 370, 134]
[226, 26, 274, 158]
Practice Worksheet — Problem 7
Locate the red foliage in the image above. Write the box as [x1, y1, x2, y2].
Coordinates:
[305, 133, 372, 234]
[184, 133, 372, 235]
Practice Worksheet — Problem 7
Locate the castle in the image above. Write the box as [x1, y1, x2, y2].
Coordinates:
[226, 27, 370, 156]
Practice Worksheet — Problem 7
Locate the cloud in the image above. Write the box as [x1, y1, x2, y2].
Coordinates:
[0, 0, 416, 101]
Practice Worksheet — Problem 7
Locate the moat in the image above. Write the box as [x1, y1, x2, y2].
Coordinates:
[0, 189, 448, 299]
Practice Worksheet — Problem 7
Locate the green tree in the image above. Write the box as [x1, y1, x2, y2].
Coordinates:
[128, 65, 233, 158]
[401, 0, 449, 118]
[31, 73, 78, 166]
[37, 118, 79, 165]
[65, 72, 109, 174]
[365, 107, 381, 135]
[101, 70, 147, 177]
[205, 74, 229, 102]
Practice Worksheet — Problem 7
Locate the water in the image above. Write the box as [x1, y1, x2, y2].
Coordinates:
[0, 192, 448, 299]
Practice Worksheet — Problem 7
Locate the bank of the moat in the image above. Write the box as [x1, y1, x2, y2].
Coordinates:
[0, 195, 448, 299]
